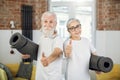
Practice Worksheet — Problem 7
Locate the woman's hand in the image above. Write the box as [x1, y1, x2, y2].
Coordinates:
[65, 40, 72, 58]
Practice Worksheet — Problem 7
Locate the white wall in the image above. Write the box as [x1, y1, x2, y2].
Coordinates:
[0, 30, 40, 64]
[0, 30, 120, 64]
[96, 31, 120, 64]
[0, 30, 22, 64]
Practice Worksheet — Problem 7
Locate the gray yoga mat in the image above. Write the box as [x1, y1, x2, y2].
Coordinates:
[9, 32, 39, 60]
[89, 54, 113, 73]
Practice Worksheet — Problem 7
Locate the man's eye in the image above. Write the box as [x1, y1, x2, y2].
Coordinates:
[50, 21, 53, 23]
[44, 21, 47, 23]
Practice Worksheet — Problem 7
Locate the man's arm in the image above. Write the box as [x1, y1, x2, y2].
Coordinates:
[22, 54, 30, 59]
[47, 47, 62, 64]
[41, 47, 62, 67]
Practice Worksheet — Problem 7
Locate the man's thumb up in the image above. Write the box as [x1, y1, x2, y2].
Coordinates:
[41, 52, 48, 67]
[42, 52, 46, 58]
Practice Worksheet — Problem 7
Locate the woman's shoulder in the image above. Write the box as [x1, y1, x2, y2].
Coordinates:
[81, 37, 90, 42]
[63, 37, 70, 45]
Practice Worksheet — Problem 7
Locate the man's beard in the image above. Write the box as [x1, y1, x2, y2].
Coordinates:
[41, 26, 55, 38]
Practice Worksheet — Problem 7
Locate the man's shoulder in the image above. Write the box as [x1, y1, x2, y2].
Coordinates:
[54, 35, 63, 44]
[54, 35, 62, 40]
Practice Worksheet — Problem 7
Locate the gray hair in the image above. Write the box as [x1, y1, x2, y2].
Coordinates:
[41, 11, 57, 22]
[66, 18, 80, 28]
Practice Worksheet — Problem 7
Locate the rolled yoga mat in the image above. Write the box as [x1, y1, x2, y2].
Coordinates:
[89, 54, 113, 73]
[9, 32, 39, 60]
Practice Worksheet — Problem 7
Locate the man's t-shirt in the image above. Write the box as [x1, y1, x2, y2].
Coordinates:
[36, 34, 63, 80]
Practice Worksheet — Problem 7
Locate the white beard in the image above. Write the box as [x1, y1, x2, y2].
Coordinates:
[41, 26, 55, 38]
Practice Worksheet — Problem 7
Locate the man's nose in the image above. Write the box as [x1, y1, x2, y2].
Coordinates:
[45, 23, 51, 28]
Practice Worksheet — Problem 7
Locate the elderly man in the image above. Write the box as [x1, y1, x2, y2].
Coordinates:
[22, 11, 63, 80]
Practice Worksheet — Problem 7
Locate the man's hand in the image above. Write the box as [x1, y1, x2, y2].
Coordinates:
[22, 54, 30, 59]
[41, 52, 49, 67]
[65, 40, 72, 58]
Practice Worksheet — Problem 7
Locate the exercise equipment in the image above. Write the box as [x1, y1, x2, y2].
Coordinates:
[89, 54, 113, 73]
[16, 62, 33, 79]
[9, 32, 39, 60]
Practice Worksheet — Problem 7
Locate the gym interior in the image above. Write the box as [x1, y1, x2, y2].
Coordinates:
[0, 0, 120, 80]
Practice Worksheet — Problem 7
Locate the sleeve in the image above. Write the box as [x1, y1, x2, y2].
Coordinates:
[54, 36, 63, 51]
[90, 42, 96, 53]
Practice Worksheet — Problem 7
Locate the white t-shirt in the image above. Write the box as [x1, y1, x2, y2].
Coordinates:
[36, 34, 63, 80]
[63, 37, 96, 80]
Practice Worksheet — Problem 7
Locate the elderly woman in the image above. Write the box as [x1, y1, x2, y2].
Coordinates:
[63, 18, 98, 80]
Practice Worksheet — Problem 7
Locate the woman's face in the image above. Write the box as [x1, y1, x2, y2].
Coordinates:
[68, 20, 81, 38]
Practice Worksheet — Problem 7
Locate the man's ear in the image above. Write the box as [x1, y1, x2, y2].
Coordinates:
[55, 21, 57, 26]
[53, 21, 57, 29]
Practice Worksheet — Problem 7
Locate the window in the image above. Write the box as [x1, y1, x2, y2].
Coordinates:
[75, 6, 92, 41]
[49, 0, 96, 43]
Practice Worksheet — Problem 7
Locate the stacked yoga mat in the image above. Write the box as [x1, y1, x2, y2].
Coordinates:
[9, 32, 113, 72]
[89, 54, 113, 72]
[9, 32, 38, 60]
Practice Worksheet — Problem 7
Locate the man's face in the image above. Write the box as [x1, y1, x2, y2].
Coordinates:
[42, 15, 56, 31]
[41, 15, 57, 37]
